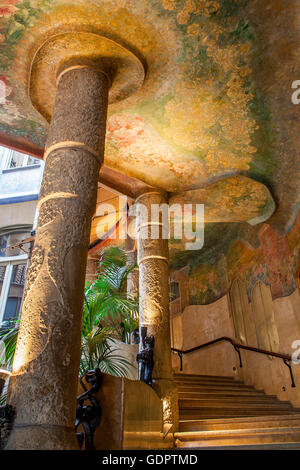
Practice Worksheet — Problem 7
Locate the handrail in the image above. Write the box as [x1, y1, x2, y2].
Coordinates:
[171, 336, 296, 388]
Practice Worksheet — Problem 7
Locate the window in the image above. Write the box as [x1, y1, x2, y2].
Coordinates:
[0, 265, 6, 297]
[6, 150, 40, 169]
[0, 260, 27, 326]
[0, 230, 31, 257]
[230, 278, 251, 345]
[252, 281, 279, 352]
[0, 229, 29, 326]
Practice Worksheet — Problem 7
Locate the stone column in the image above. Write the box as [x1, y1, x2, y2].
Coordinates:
[125, 234, 139, 300]
[6, 66, 109, 450]
[136, 191, 178, 431]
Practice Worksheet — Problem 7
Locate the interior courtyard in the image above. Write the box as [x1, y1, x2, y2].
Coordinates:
[0, 0, 300, 451]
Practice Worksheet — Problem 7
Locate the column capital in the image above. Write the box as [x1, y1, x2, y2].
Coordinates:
[56, 63, 111, 89]
[135, 189, 168, 205]
[30, 32, 145, 124]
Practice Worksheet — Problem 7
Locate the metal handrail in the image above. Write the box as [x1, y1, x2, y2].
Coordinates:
[171, 336, 296, 388]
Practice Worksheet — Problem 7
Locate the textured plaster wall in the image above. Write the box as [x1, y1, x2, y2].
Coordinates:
[171, 295, 240, 379]
[0, 199, 37, 229]
[240, 289, 300, 407]
[170, 210, 300, 405]
[171, 290, 300, 406]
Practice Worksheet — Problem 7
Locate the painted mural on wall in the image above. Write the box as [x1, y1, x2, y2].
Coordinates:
[170, 209, 300, 305]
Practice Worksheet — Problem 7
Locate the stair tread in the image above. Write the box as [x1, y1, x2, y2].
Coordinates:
[179, 413, 300, 424]
[179, 401, 293, 409]
[174, 374, 236, 379]
[178, 387, 264, 392]
[176, 435, 300, 449]
[175, 429, 300, 445]
[175, 381, 258, 388]
[175, 373, 300, 448]
[178, 394, 280, 402]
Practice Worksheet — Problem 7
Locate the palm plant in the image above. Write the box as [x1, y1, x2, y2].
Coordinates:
[89, 246, 139, 344]
[81, 247, 139, 377]
[0, 246, 139, 402]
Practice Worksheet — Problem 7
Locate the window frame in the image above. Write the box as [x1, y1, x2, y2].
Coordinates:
[0, 255, 27, 325]
[2, 148, 40, 171]
[0, 226, 30, 325]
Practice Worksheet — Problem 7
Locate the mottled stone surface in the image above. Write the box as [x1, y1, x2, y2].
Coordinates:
[6, 67, 109, 450]
[136, 191, 178, 429]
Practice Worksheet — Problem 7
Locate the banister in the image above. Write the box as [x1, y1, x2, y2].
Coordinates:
[171, 336, 296, 388]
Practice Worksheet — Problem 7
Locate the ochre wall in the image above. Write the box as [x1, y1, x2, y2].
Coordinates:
[171, 296, 241, 379]
[170, 210, 300, 406]
[241, 289, 300, 407]
[171, 283, 300, 407]
[0, 200, 37, 229]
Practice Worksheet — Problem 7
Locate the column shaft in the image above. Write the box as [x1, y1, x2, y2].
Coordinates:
[125, 234, 139, 300]
[7, 67, 109, 449]
[136, 191, 178, 429]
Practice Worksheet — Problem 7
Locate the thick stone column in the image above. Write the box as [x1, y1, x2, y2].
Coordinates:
[136, 191, 178, 431]
[6, 66, 109, 450]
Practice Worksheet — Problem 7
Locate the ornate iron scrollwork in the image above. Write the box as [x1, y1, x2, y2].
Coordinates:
[136, 326, 155, 385]
[75, 368, 102, 450]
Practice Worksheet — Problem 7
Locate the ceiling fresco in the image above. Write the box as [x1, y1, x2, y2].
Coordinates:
[169, 209, 300, 305]
[0, 0, 299, 256]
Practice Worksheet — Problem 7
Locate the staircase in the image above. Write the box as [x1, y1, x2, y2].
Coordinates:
[174, 373, 300, 449]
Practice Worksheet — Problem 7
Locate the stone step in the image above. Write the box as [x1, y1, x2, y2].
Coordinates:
[176, 385, 263, 393]
[175, 427, 300, 448]
[175, 381, 253, 389]
[175, 373, 300, 449]
[175, 377, 240, 382]
[179, 414, 300, 432]
[178, 392, 278, 402]
[179, 399, 293, 410]
[174, 374, 238, 382]
[180, 409, 298, 419]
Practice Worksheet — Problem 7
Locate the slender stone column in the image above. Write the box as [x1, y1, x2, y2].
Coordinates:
[136, 191, 178, 431]
[6, 66, 109, 450]
[125, 234, 139, 300]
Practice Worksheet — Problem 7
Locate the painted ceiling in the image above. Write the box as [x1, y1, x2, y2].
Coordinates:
[0, 0, 299, 246]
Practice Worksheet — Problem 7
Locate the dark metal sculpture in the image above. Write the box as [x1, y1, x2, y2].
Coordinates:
[0, 404, 15, 450]
[132, 328, 140, 344]
[75, 368, 102, 450]
[136, 326, 155, 385]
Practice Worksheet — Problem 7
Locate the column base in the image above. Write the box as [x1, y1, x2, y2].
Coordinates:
[152, 378, 179, 432]
[6, 424, 79, 450]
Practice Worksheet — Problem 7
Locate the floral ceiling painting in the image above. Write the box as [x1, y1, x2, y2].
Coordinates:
[0, 0, 299, 261]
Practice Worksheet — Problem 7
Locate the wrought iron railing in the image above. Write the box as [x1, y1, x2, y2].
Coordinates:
[171, 336, 296, 388]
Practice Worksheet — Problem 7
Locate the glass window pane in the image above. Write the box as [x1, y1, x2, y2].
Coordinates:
[0, 265, 6, 297]
[2, 264, 26, 325]
[27, 156, 40, 166]
[0, 231, 31, 257]
[0, 234, 8, 257]
[8, 151, 26, 168]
